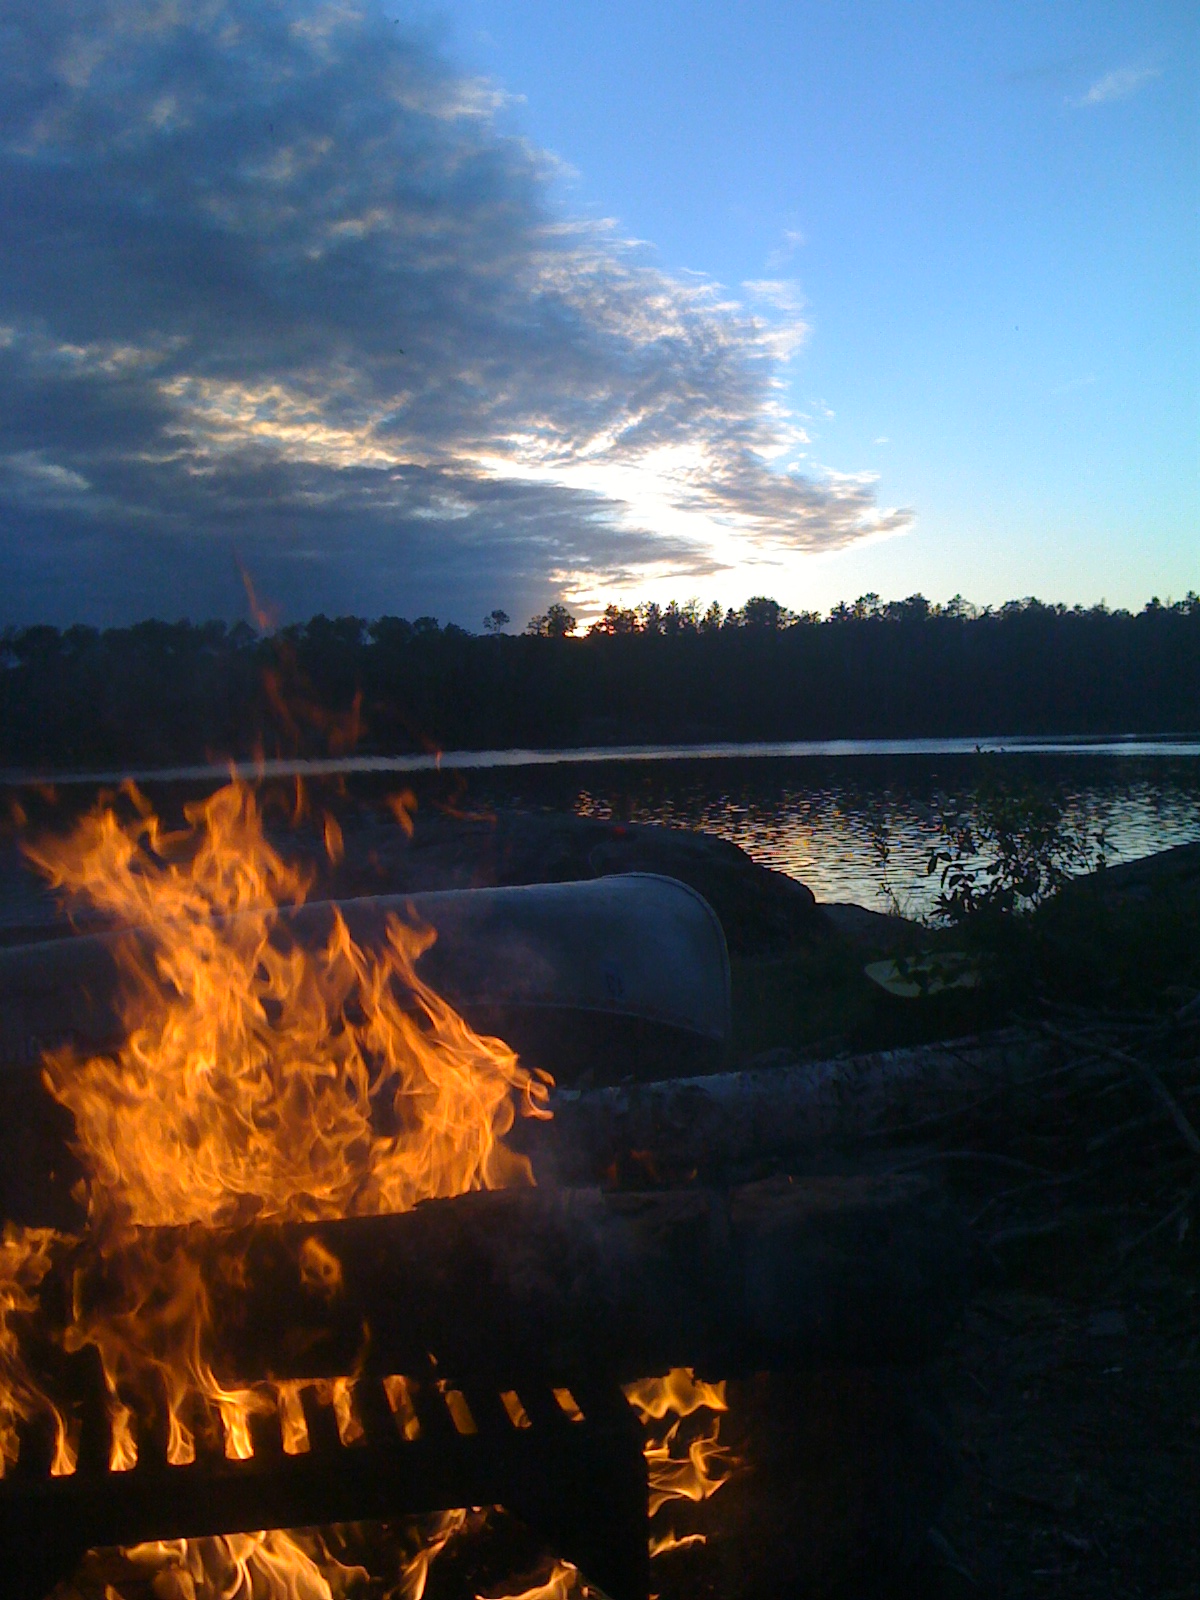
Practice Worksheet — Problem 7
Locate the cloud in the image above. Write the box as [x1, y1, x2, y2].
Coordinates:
[1071, 65, 1161, 107]
[764, 227, 805, 271]
[0, 0, 909, 627]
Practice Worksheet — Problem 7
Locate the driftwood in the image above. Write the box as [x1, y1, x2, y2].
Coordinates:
[0, 1024, 1052, 1227]
[516, 1031, 1054, 1185]
[48, 1175, 971, 1393]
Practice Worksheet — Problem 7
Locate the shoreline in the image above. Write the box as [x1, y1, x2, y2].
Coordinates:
[3, 731, 1199, 788]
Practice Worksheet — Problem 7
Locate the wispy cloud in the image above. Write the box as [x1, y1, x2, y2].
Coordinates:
[0, 0, 908, 626]
[1071, 64, 1161, 107]
[765, 227, 805, 271]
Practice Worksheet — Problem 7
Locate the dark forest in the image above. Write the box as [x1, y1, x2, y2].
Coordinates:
[2, 593, 1197, 771]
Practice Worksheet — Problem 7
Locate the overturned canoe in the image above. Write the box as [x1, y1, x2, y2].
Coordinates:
[0, 873, 731, 1088]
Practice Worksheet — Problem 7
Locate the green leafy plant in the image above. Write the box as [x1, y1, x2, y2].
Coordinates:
[926, 778, 1107, 929]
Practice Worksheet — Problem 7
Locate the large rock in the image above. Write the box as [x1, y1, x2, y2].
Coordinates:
[307, 809, 821, 956]
[1, 806, 820, 956]
[1058, 838, 1200, 906]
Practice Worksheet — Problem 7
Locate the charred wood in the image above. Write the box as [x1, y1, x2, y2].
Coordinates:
[40, 1176, 971, 1393]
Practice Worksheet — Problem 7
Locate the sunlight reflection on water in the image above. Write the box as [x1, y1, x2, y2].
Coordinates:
[7, 742, 1198, 919]
[532, 757, 1200, 916]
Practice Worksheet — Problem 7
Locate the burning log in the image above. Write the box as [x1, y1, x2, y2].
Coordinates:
[1, 1174, 970, 1600]
[0, 966, 1045, 1229]
[54, 1174, 972, 1392]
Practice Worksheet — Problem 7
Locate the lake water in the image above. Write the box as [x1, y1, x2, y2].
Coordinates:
[448, 743, 1200, 917]
[6, 738, 1198, 918]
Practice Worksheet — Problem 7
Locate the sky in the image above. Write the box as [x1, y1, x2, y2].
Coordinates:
[0, 0, 1194, 631]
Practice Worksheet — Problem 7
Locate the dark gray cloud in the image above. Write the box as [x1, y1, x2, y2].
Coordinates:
[0, 0, 909, 627]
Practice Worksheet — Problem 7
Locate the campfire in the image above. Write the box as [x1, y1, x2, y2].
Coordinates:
[0, 767, 1190, 1597]
[0, 780, 740, 1600]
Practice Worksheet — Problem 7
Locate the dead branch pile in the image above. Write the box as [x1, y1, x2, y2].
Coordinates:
[948, 995, 1200, 1278]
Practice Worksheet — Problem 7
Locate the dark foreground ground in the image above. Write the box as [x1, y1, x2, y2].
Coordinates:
[876, 844, 1199, 1599]
[840, 847, 1199, 1600]
[934, 1269, 1198, 1600]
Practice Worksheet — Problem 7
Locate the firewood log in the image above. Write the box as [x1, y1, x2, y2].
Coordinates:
[517, 1032, 1051, 1184]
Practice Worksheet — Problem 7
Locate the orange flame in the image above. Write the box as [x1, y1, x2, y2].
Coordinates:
[121, 1530, 370, 1600]
[385, 789, 418, 838]
[624, 1369, 736, 1552]
[1, 776, 550, 1595]
[482, 1559, 583, 1600]
[4, 779, 737, 1595]
[118, 1515, 472, 1600]
[25, 778, 548, 1234]
[237, 558, 280, 634]
[0, 1223, 71, 1475]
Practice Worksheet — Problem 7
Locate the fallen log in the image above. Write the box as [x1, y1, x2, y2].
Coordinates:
[45, 1175, 971, 1394]
[0, 1023, 1052, 1227]
[516, 1031, 1055, 1185]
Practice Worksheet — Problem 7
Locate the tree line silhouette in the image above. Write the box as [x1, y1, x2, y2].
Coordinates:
[2, 593, 1197, 771]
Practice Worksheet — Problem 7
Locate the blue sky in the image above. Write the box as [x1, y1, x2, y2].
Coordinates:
[437, 0, 1197, 616]
[0, 0, 1193, 628]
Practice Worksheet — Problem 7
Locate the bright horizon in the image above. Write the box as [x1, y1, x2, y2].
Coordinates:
[0, 1, 1194, 631]
[437, 0, 1198, 627]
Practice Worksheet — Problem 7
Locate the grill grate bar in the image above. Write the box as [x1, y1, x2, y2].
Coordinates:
[0, 1372, 649, 1600]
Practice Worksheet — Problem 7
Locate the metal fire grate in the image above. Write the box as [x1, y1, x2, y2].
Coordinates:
[0, 1362, 649, 1600]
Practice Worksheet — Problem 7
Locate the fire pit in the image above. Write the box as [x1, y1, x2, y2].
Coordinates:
[0, 780, 971, 1600]
[1, 1172, 968, 1599]
[1, 1358, 647, 1600]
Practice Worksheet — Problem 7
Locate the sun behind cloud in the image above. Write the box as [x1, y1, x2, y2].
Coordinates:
[0, 0, 909, 626]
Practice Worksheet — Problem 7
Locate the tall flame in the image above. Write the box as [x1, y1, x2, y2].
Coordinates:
[3, 779, 734, 1598]
[2, 778, 549, 1595]
[26, 778, 548, 1234]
